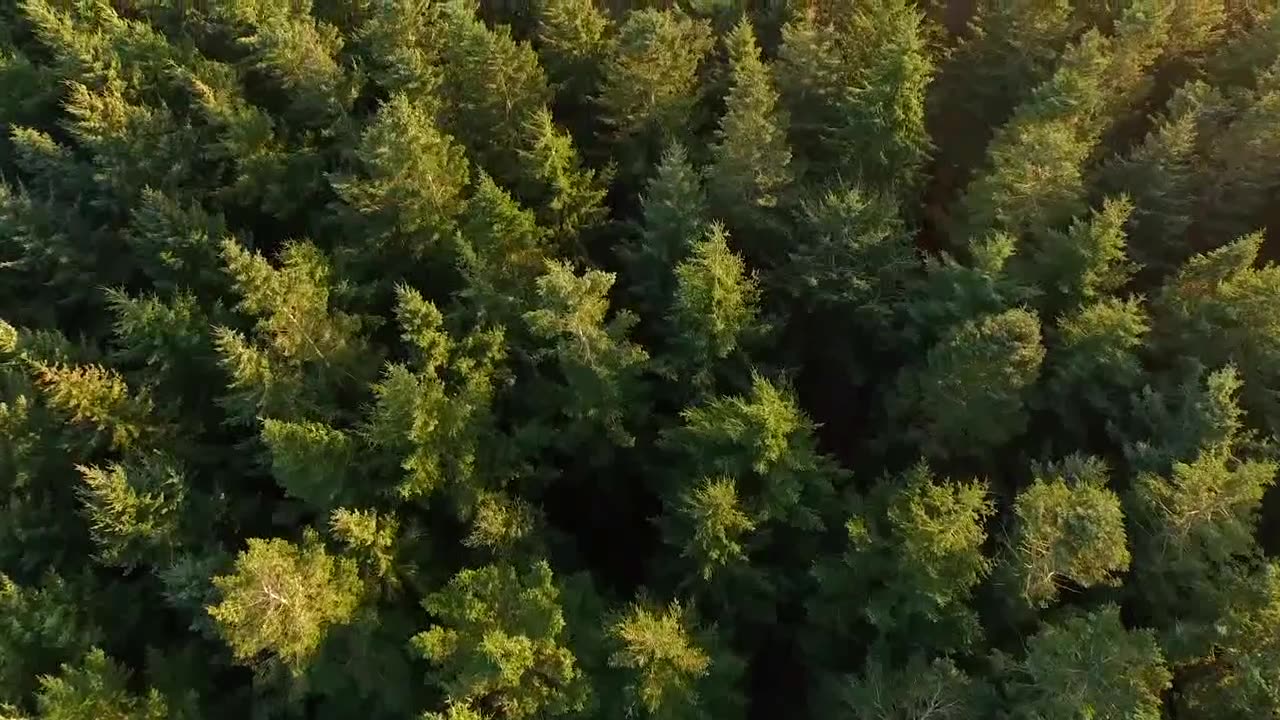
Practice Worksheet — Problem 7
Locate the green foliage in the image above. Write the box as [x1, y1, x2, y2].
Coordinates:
[7, 3, 1280, 718]
[811, 464, 994, 655]
[823, 654, 987, 720]
[665, 224, 762, 386]
[0, 574, 101, 707]
[955, 1, 1170, 243]
[894, 308, 1046, 459]
[76, 454, 186, 569]
[208, 532, 365, 672]
[332, 93, 471, 255]
[598, 8, 713, 170]
[365, 284, 505, 501]
[25, 648, 169, 720]
[781, 187, 913, 333]
[997, 606, 1170, 720]
[524, 260, 648, 447]
[776, 0, 933, 195]
[1154, 233, 1280, 429]
[1002, 456, 1130, 607]
[707, 19, 792, 233]
[413, 561, 587, 719]
[607, 600, 743, 720]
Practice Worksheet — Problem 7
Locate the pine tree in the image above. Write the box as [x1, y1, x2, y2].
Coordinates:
[1095, 81, 1216, 278]
[23, 648, 170, 720]
[215, 237, 374, 426]
[776, 0, 933, 196]
[330, 93, 471, 261]
[664, 224, 763, 388]
[524, 261, 649, 449]
[893, 308, 1045, 459]
[810, 463, 994, 656]
[954, 1, 1170, 244]
[621, 144, 709, 319]
[76, 454, 186, 570]
[514, 108, 611, 252]
[1044, 296, 1150, 434]
[997, 606, 1170, 720]
[534, 0, 613, 105]
[435, 1, 552, 184]
[606, 600, 745, 720]
[208, 531, 365, 673]
[1001, 455, 1129, 607]
[598, 8, 714, 175]
[0, 573, 101, 707]
[1153, 233, 1280, 430]
[707, 18, 793, 237]
[1176, 562, 1280, 719]
[1012, 196, 1136, 316]
[929, 0, 1077, 170]
[781, 187, 914, 336]
[364, 284, 506, 502]
[1129, 442, 1277, 624]
[412, 561, 588, 720]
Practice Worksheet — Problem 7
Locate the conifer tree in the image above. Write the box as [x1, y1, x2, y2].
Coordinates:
[412, 561, 588, 720]
[664, 224, 763, 388]
[606, 600, 744, 720]
[781, 187, 914, 336]
[331, 93, 471, 261]
[1044, 296, 1150, 434]
[435, 1, 552, 184]
[810, 463, 994, 656]
[76, 454, 186, 570]
[928, 0, 1077, 181]
[208, 532, 365, 673]
[524, 261, 649, 449]
[364, 284, 506, 502]
[1095, 82, 1216, 277]
[1153, 233, 1280, 430]
[514, 108, 612, 252]
[997, 606, 1170, 720]
[955, 1, 1170, 244]
[893, 308, 1045, 459]
[621, 144, 709, 319]
[0, 573, 101, 708]
[598, 8, 714, 174]
[776, 0, 933, 196]
[21, 648, 170, 720]
[821, 655, 987, 720]
[1001, 455, 1129, 607]
[534, 0, 614, 109]
[707, 18, 793, 238]
[215, 238, 374, 426]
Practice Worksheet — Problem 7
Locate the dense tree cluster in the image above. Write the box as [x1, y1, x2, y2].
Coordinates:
[4, 0, 1280, 718]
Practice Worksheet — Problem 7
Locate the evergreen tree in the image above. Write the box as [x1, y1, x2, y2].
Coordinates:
[954, 1, 1170, 244]
[997, 606, 1170, 720]
[810, 463, 994, 656]
[412, 561, 588, 719]
[707, 18, 793, 240]
[1000, 455, 1129, 607]
[664, 223, 763, 388]
[598, 8, 714, 175]
[1153, 233, 1280, 430]
[208, 532, 365, 673]
[893, 308, 1046, 459]
[606, 600, 744, 720]
[776, 0, 933, 196]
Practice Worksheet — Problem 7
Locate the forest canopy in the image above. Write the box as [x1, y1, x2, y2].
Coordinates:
[3, 0, 1280, 718]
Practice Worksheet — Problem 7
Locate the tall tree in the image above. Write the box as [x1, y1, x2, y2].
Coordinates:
[707, 18, 793, 244]
[776, 0, 933, 197]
